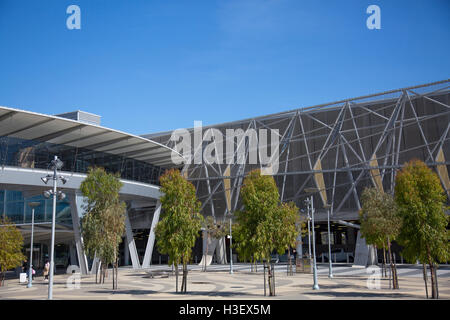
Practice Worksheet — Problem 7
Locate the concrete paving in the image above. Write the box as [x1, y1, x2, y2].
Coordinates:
[0, 263, 448, 300]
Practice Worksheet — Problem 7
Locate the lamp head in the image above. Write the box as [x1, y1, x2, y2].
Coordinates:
[41, 175, 51, 184]
[60, 176, 68, 185]
[43, 190, 52, 199]
[28, 202, 41, 208]
[51, 158, 63, 170]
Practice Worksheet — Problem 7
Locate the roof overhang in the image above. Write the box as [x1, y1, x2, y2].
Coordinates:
[0, 106, 184, 167]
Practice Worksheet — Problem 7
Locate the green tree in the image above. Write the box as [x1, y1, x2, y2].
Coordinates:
[80, 167, 126, 290]
[359, 187, 402, 289]
[234, 169, 300, 295]
[0, 217, 26, 286]
[155, 169, 203, 293]
[274, 202, 302, 275]
[201, 216, 227, 272]
[394, 160, 450, 299]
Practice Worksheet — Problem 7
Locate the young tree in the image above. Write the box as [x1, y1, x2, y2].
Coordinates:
[359, 187, 402, 289]
[0, 217, 26, 286]
[234, 169, 300, 295]
[80, 167, 126, 290]
[155, 169, 203, 293]
[201, 216, 227, 272]
[394, 160, 449, 299]
[274, 202, 302, 275]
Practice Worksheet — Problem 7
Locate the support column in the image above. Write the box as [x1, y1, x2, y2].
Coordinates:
[216, 237, 227, 264]
[354, 231, 369, 266]
[124, 239, 130, 266]
[69, 243, 78, 267]
[142, 200, 161, 268]
[125, 208, 141, 269]
[68, 193, 89, 275]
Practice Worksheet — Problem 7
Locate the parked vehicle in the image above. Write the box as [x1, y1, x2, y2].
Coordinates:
[319, 249, 354, 262]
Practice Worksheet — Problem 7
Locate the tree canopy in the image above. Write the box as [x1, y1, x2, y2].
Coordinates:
[80, 167, 126, 288]
[394, 160, 449, 264]
[234, 169, 300, 262]
[359, 187, 401, 248]
[0, 217, 26, 286]
[155, 169, 203, 292]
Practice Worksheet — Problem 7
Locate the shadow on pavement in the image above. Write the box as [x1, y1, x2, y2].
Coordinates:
[88, 289, 257, 297]
[306, 291, 416, 298]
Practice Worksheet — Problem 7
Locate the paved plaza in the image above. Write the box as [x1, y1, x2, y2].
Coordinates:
[1, 263, 449, 300]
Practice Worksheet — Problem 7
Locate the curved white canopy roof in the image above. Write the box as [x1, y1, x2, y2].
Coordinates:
[0, 106, 184, 167]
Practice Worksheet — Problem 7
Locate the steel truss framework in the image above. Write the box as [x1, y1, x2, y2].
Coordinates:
[147, 80, 450, 226]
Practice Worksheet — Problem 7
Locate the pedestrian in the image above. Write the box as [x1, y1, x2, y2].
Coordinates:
[43, 260, 50, 281]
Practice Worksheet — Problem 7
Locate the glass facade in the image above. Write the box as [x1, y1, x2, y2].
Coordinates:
[0, 190, 72, 225]
[0, 136, 164, 185]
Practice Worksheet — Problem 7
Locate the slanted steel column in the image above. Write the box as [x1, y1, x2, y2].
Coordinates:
[125, 208, 141, 269]
[142, 200, 162, 268]
[69, 243, 77, 266]
[124, 240, 130, 266]
[68, 193, 89, 275]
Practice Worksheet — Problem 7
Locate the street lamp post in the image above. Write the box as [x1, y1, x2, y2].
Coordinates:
[306, 208, 312, 260]
[228, 211, 233, 274]
[324, 203, 333, 279]
[41, 156, 67, 300]
[27, 202, 40, 288]
[305, 188, 319, 290]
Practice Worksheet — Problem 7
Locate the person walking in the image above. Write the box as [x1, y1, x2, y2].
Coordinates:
[43, 260, 50, 281]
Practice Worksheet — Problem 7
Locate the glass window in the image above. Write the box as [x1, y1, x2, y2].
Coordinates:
[341, 233, 347, 245]
[0, 135, 164, 185]
[6, 190, 23, 201]
[6, 201, 24, 223]
[321, 232, 334, 245]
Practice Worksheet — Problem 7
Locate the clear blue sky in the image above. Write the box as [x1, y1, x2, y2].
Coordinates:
[0, 0, 449, 135]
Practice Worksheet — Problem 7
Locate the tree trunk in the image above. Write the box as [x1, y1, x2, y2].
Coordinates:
[423, 263, 429, 299]
[267, 263, 274, 296]
[287, 250, 292, 276]
[382, 246, 387, 278]
[429, 263, 436, 299]
[433, 264, 439, 299]
[392, 251, 399, 289]
[112, 261, 115, 290]
[115, 259, 119, 290]
[175, 264, 179, 293]
[387, 238, 398, 289]
[427, 248, 437, 299]
[181, 262, 188, 293]
[203, 232, 209, 272]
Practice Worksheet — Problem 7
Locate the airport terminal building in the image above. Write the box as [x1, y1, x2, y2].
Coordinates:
[146, 79, 450, 265]
[0, 109, 182, 274]
[1, 79, 449, 273]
